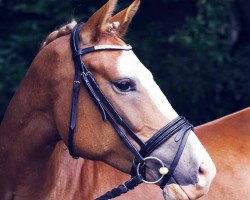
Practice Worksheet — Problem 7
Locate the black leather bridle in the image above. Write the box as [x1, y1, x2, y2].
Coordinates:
[68, 23, 194, 199]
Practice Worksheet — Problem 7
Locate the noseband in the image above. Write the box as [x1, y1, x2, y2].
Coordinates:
[68, 23, 193, 199]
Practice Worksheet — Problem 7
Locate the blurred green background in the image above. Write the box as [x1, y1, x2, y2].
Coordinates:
[0, 0, 249, 125]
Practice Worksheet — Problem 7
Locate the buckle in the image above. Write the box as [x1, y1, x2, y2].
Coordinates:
[81, 71, 92, 77]
[74, 81, 80, 84]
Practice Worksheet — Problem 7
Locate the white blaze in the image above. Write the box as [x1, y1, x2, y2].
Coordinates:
[117, 50, 178, 121]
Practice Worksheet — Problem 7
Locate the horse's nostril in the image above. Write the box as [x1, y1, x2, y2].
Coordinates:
[199, 164, 205, 175]
[197, 162, 210, 189]
[199, 162, 209, 176]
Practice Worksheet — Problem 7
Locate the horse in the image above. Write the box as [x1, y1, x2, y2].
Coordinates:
[85, 107, 249, 199]
[0, 0, 216, 199]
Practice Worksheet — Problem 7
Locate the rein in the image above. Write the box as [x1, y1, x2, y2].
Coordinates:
[68, 23, 193, 199]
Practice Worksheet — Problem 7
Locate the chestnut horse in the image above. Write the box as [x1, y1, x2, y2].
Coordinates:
[86, 107, 250, 199]
[0, 0, 216, 199]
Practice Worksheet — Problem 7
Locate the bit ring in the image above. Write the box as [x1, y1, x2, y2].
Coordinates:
[136, 156, 167, 184]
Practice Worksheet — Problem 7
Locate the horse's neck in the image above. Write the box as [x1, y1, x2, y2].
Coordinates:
[0, 61, 61, 198]
[0, 97, 85, 199]
[0, 76, 99, 200]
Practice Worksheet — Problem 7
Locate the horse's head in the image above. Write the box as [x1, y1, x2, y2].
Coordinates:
[44, 0, 216, 199]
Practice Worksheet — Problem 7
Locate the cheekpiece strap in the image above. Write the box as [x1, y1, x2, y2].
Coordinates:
[67, 23, 84, 159]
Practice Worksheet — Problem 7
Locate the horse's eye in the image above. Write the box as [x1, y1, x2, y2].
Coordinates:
[113, 79, 134, 92]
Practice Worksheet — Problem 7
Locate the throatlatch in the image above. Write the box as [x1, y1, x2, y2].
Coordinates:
[68, 23, 193, 199]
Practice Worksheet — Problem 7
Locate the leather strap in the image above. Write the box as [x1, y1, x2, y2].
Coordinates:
[95, 175, 143, 200]
[160, 123, 193, 188]
[67, 23, 83, 159]
[140, 117, 187, 157]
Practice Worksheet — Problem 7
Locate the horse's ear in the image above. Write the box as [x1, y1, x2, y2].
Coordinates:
[80, 0, 117, 43]
[110, 0, 140, 37]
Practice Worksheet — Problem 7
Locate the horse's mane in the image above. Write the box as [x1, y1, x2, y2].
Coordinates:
[41, 20, 77, 49]
[41, 20, 121, 49]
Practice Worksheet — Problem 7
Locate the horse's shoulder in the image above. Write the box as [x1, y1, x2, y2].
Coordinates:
[196, 107, 250, 132]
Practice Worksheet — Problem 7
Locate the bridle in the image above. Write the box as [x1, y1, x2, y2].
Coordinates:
[68, 23, 193, 199]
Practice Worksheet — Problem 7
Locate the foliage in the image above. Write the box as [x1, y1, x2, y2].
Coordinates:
[130, 0, 249, 124]
[0, 0, 249, 125]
